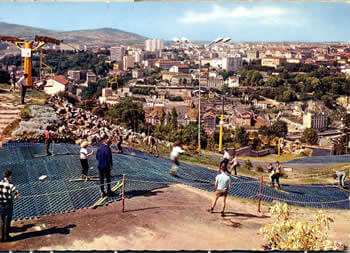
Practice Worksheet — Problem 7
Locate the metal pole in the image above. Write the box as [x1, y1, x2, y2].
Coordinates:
[198, 52, 201, 154]
[122, 174, 125, 212]
[258, 175, 263, 212]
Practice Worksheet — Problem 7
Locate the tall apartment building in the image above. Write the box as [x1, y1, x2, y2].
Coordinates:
[261, 56, 286, 68]
[222, 56, 243, 72]
[247, 50, 260, 61]
[123, 55, 135, 71]
[110, 46, 125, 62]
[145, 39, 164, 52]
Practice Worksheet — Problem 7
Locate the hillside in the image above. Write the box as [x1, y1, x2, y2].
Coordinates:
[0, 22, 147, 46]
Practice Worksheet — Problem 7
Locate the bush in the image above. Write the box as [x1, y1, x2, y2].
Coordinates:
[256, 165, 264, 173]
[20, 106, 32, 121]
[260, 201, 344, 251]
[244, 160, 253, 170]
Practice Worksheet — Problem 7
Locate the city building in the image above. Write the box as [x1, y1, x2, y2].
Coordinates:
[86, 71, 97, 84]
[110, 46, 125, 62]
[247, 50, 260, 61]
[222, 56, 243, 72]
[44, 75, 69, 95]
[145, 39, 164, 52]
[303, 112, 328, 131]
[132, 69, 144, 79]
[225, 76, 240, 88]
[155, 60, 181, 70]
[123, 55, 135, 71]
[261, 57, 286, 68]
[67, 70, 81, 82]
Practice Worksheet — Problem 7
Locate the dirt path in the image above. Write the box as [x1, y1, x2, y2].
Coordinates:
[0, 184, 348, 250]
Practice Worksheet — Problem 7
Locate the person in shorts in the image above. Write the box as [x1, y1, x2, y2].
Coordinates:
[208, 167, 231, 216]
[170, 140, 185, 177]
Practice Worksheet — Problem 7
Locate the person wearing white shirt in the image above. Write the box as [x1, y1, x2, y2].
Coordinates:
[208, 167, 231, 216]
[16, 73, 28, 104]
[229, 155, 240, 176]
[170, 140, 185, 177]
[333, 171, 346, 188]
[219, 148, 231, 171]
[80, 141, 94, 180]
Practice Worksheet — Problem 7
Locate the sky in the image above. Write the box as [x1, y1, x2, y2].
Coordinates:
[0, 1, 350, 42]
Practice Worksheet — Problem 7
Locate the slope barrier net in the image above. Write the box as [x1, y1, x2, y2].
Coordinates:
[0, 142, 349, 221]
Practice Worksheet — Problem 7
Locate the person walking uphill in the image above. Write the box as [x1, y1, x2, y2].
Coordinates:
[170, 140, 185, 177]
[0, 170, 19, 242]
[219, 148, 231, 171]
[45, 126, 52, 156]
[208, 167, 231, 217]
[96, 138, 113, 198]
[333, 171, 346, 189]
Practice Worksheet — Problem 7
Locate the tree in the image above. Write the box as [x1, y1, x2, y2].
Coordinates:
[302, 128, 318, 145]
[182, 123, 207, 149]
[107, 98, 145, 132]
[0, 70, 10, 84]
[171, 107, 178, 129]
[270, 121, 288, 138]
[234, 127, 249, 147]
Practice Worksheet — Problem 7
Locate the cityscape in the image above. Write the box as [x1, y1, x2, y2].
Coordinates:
[0, 1, 349, 251]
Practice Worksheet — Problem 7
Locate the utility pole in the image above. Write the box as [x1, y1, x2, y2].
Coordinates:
[0, 35, 60, 87]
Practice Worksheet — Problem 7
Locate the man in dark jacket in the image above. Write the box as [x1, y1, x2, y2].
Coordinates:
[96, 137, 113, 197]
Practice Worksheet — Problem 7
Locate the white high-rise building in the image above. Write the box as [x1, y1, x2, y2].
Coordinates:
[222, 56, 243, 72]
[145, 39, 164, 52]
[123, 55, 135, 71]
[110, 46, 125, 62]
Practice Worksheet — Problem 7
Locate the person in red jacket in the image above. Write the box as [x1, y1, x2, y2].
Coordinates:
[45, 126, 52, 156]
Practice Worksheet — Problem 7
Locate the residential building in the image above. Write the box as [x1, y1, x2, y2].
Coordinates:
[132, 69, 144, 79]
[110, 46, 125, 62]
[225, 76, 239, 88]
[222, 56, 243, 72]
[261, 57, 286, 68]
[44, 75, 69, 95]
[145, 39, 164, 52]
[86, 71, 97, 84]
[67, 70, 81, 82]
[123, 55, 135, 71]
[247, 50, 259, 61]
[155, 60, 181, 70]
[303, 112, 328, 131]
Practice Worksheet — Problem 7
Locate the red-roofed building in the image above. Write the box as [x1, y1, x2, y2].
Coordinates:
[44, 75, 69, 95]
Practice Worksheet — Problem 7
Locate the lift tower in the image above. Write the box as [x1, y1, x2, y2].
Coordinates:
[0, 35, 60, 87]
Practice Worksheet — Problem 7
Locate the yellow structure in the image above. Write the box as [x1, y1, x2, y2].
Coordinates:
[219, 114, 224, 152]
[0, 35, 60, 86]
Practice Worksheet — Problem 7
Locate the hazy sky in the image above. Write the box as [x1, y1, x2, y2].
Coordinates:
[0, 1, 350, 42]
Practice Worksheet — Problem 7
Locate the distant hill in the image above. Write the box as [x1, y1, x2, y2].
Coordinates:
[0, 22, 147, 47]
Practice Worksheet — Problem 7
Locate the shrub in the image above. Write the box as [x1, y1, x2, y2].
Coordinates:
[260, 201, 344, 251]
[20, 106, 32, 121]
[256, 165, 264, 173]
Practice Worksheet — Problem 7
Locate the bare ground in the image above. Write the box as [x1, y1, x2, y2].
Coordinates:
[0, 184, 349, 250]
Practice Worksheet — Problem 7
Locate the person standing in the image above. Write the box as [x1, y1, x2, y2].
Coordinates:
[219, 148, 231, 171]
[229, 155, 240, 176]
[149, 136, 159, 157]
[0, 170, 20, 242]
[271, 161, 282, 189]
[44, 126, 52, 156]
[16, 73, 28, 105]
[170, 140, 185, 177]
[9, 70, 16, 92]
[208, 167, 231, 217]
[80, 141, 94, 180]
[333, 171, 346, 188]
[96, 138, 113, 197]
[116, 133, 123, 154]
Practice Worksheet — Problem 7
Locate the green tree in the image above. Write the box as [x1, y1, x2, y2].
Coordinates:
[171, 107, 178, 129]
[234, 127, 249, 147]
[107, 98, 145, 132]
[182, 123, 207, 149]
[302, 128, 318, 145]
[270, 121, 288, 138]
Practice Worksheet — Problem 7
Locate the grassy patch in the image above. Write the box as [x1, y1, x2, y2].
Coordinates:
[2, 119, 20, 137]
[20, 105, 32, 120]
[238, 153, 305, 162]
[0, 83, 10, 89]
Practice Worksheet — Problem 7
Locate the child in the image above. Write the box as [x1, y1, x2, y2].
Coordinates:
[80, 141, 94, 180]
[170, 140, 185, 177]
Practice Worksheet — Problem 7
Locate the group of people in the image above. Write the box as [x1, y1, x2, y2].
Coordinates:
[267, 161, 283, 189]
[219, 148, 240, 176]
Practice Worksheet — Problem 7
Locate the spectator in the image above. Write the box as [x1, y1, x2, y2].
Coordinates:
[80, 141, 94, 180]
[96, 137, 113, 197]
[0, 170, 19, 242]
[16, 73, 28, 105]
